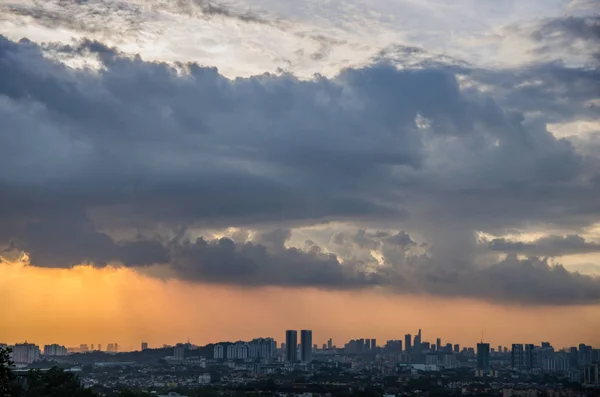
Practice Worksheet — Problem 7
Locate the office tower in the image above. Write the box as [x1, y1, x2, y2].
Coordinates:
[436, 338, 441, 351]
[114, 343, 118, 353]
[371, 339, 376, 351]
[454, 344, 460, 354]
[91, 344, 95, 351]
[365, 339, 371, 351]
[98, 344, 102, 352]
[525, 344, 535, 370]
[414, 329, 422, 350]
[327, 338, 332, 350]
[504, 346, 508, 353]
[300, 330, 312, 362]
[286, 330, 298, 362]
[498, 345, 502, 354]
[477, 343, 490, 371]
[405, 334, 412, 352]
[512, 344, 524, 370]
[141, 341, 148, 351]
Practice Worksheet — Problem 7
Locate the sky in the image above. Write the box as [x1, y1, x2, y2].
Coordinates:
[0, 0, 599, 350]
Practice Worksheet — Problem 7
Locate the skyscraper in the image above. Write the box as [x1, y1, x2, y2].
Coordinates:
[525, 344, 535, 370]
[365, 339, 371, 351]
[300, 330, 312, 362]
[327, 338, 332, 350]
[436, 338, 441, 351]
[371, 338, 376, 351]
[512, 344, 524, 370]
[141, 341, 148, 351]
[285, 330, 298, 362]
[414, 329, 422, 350]
[477, 343, 490, 371]
[404, 334, 412, 352]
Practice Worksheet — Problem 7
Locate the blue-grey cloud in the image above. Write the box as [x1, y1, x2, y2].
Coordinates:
[0, 35, 599, 305]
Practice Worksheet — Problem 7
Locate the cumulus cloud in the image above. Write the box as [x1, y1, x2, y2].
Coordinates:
[1, 35, 600, 305]
[488, 235, 600, 257]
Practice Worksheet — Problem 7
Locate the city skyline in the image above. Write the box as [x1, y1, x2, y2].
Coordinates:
[4, 328, 597, 354]
[1, 0, 600, 355]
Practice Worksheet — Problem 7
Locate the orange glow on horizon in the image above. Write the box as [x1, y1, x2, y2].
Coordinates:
[1, 262, 599, 350]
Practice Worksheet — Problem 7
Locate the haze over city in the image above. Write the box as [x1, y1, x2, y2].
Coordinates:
[1, 0, 600, 352]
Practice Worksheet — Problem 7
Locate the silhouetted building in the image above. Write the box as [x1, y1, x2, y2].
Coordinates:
[525, 344, 535, 370]
[300, 330, 312, 362]
[512, 344, 525, 370]
[414, 329, 422, 350]
[436, 338, 441, 351]
[327, 338, 332, 349]
[477, 343, 490, 371]
[141, 341, 148, 351]
[371, 338, 376, 351]
[405, 334, 412, 352]
[584, 364, 599, 385]
[43, 344, 67, 356]
[174, 345, 185, 361]
[285, 330, 298, 362]
[454, 344, 460, 354]
[13, 343, 40, 364]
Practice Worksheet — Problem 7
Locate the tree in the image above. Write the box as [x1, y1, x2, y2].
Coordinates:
[24, 367, 94, 397]
[0, 346, 18, 397]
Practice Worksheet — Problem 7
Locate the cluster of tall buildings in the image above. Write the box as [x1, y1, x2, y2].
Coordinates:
[43, 344, 68, 356]
[285, 330, 312, 363]
[213, 338, 277, 360]
[11, 343, 41, 364]
[344, 338, 377, 354]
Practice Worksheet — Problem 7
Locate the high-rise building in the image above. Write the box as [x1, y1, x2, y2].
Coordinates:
[404, 334, 412, 352]
[300, 330, 312, 362]
[174, 344, 185, 361]
[583, 364, 599, 385]
[365, 339, 371, 351]
[414, 329, 422, 350]
[98, 344, 102, 352]
[384, 340, 402, 353]
[12, 343, 40, 364]
[512, 344, 525, 370]
[477, 343, 490, 371]
[285, 330, 298, 362]
[141, 341, 148, 351]
[43, 344, 67, 356]
[525, 344, 535, 370]
[371, 339, 376, 351]
[436, 338, 441, 351]
[213, 344, 224, 359]
[327, 338, 332, 350]
[454, 344, 460, 354]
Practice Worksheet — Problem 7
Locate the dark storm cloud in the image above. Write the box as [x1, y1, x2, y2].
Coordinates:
[1, 35, 599, 305]
[488, 235, 600, 257]
[169, 235, 377, 288]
